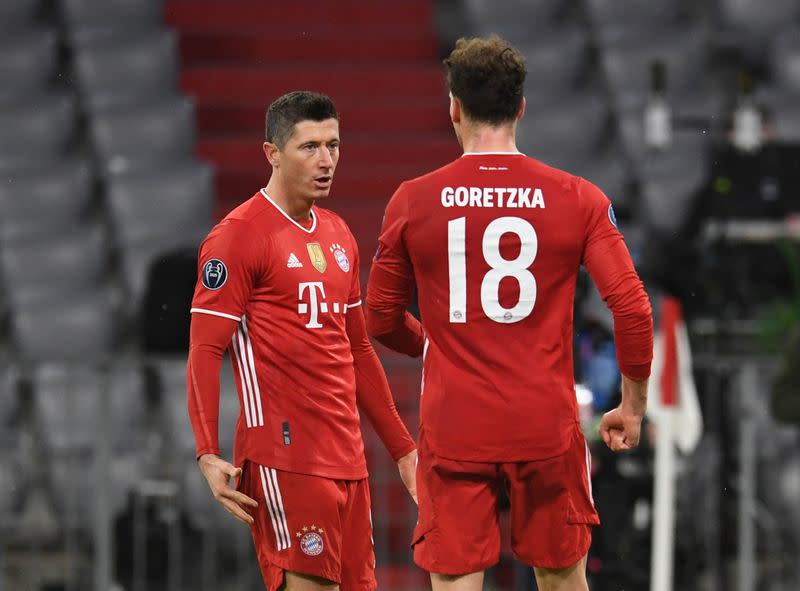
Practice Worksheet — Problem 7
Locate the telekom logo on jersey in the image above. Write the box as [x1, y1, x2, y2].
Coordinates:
[297, 282, 352, 328]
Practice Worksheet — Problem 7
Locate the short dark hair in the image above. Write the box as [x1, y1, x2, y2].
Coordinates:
[444, 36, 527, 125]
[265, 91, 339, 148]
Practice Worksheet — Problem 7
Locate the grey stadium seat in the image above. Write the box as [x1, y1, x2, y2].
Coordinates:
[12, 289, 119, 361]
[718, 0, 800, 43]
[601, 28, 708, 113]
[107, 162, 213, 246]
[0, 94, 77, 172]
[517, 94, 608, 170]
[520, 29, 587, 93]
[768, 93, 800, 142]
[0, 30, 58, 104]
[464, 0, 563, 43]
[772, 27, 800, 93]
[0, 0, 40, 31]
[74, 29, 179, 111]
[0, 223, 108, 306]
[90, 97, 196, 175]
[585, 0, 681, 31]
[0, 159, 92, 229]
[60, 0, 164, 37]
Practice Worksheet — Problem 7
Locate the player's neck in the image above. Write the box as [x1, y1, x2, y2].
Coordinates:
[264, 179, 314, 221]
[459, 122, 518, 155]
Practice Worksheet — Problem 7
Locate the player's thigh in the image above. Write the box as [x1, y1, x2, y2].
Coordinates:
[503, 424, 599, 570]
[339, 479, 377, 591]
[413, 432, 503, 575]
[239, 461, 348, 587]
[430, 571, 485, 591]
[282, 570, 339, 591]
[533, 554, 588, 591]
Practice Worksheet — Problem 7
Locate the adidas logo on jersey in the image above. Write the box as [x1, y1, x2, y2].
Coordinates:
[287, 253, 303, 268]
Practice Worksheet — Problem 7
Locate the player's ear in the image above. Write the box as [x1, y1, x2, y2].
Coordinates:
[263, 141, 280, 168]
[449, 93, 461, 124]
[516, 97, 526, 122]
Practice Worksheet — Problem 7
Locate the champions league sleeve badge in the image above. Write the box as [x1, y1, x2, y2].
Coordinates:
[608, 204, 619, 229]
[330, 244, 350, 272]
[202, 259, 228, 290]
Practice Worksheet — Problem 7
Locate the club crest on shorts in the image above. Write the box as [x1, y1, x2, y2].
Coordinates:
[306, 243, 327, 273]
[296, 524, 325, 556]
[329, 243, 350, 272]
[202, 259, 227, 290]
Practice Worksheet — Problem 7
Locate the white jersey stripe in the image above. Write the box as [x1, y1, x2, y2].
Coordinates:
[264, 467, 290, 550]
[269, 468, 291, 549]
[259, 466, 285, 550]
[230, 333, 252, 428]
[241, 317, 264, 426]
[190, 308, 242, 322]
[236, 326, 259, 429]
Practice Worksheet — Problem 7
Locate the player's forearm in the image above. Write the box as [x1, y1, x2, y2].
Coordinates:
[620, 375, 648, 418]
[366, 310, 425, 357]
[187, 314, 238, 459]
[610, 282, 654, 379]
[348, 309, 416, 459]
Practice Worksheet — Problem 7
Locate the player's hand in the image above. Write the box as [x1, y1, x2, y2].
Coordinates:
[599, 407, 643, 452]
[397, 449, 418, 505]
[198, 454, 258, 525]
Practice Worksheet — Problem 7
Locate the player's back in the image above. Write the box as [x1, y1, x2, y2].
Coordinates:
[402, 153, 597, 462]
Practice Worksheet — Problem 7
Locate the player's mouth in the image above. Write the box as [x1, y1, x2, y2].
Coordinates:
[313, 176, 332, 189]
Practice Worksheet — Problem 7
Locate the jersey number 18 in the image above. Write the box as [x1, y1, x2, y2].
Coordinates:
[447, 216, 538, 324]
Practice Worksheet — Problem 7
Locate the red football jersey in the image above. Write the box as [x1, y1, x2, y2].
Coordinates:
[191, 190, 368, 479]
[368, 153, 653, 462]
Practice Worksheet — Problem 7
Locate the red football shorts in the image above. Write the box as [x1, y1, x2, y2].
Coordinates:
[237, 461, 377, 591]
[412, 422, 600, 574]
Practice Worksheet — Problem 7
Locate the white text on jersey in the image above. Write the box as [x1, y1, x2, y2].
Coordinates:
[441, 186, 546, 209]
[297, 282, 356, 329]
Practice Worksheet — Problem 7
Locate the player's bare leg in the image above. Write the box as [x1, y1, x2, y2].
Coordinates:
[430, 571, 484, 591]
[533, 554, 589, 591]
[280, 571, 339, 591]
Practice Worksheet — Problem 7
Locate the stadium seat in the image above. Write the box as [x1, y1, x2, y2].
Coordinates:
[717, 0, 800, 48]
[519, 29, 588, 93]
[74, 29, 179, 111]
[60, 0, 164, 38]
[0, 94, 77, 171]
[0, 0, 40, 31]
[768, 93, 800, 142]
[89, 97, 196, 175]
[772, 27, 800, 93]
[517, 94, 609, 170]
[0, 30, 58, 104]
[0, 158, 93, 229]
[464, 0, 563, 41]
[600, 28, 708, 113]
[0, 223, 108, 306]
[0, 364, 18, 427]
[106, 162, 213, 246]
[33, 362, 147, 453]
[585, 0, 681, 31]
[12, 289, 119, 361]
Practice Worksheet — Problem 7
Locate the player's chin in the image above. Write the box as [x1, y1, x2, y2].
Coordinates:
[310, 178, 333, 198]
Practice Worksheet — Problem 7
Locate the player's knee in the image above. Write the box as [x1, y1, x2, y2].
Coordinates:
[282, 570, 339, 591]
[533, 555, 588, 591]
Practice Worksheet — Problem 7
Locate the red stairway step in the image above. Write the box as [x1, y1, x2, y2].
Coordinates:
[194, 99, 452, 134]
[197, 135, 459, 170]
[181, 65, 446, 101]
[165, 0, 433, 31]
[179, 31, 439, 64]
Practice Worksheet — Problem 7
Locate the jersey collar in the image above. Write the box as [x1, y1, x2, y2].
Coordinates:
[261, 189, 317, 234]
[461, 151, 523, 156]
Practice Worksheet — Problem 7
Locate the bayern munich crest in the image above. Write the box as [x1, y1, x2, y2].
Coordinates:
[296, 525, 325, 556]
[330, 243, 350, 272]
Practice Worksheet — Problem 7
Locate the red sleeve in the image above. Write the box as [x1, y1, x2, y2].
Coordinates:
[187, 313, 238, 459]
[347, 305, 416, 461]
[365, 185, 425, 357]
[579, 178, 654, 379]
[191, 219, 264, 322]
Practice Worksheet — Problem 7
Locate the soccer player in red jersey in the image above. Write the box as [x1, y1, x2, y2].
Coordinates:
[186, 91, 417, 591]
[365, 37, 654, 591]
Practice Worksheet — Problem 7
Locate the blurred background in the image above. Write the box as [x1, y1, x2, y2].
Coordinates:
[1, 0, 799, 589]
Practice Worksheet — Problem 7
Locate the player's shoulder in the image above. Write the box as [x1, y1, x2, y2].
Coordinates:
[523, 156, 584, 192]
[312, 206, 355, 237]
[204, 191, 274, 244]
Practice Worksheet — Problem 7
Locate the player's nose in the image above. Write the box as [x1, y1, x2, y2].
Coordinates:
[318, 146, 334, 168]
